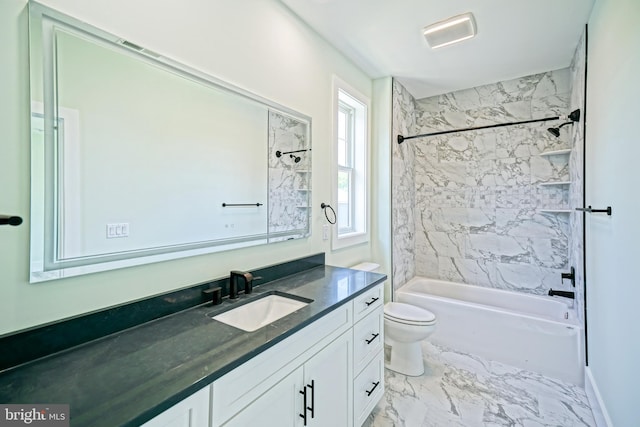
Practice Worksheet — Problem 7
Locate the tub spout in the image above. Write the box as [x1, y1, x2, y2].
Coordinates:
[548, 289, 575, 299]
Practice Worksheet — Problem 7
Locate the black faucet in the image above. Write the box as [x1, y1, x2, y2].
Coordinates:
[561, 266, 575, 287]
[229, 270, 255, 299]
[548, 289, 575, 299]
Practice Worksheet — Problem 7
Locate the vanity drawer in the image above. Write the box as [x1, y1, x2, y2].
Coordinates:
[353, 309, 383, 374]
[353, 284, 383, 322]
[354, 351, 384, 426]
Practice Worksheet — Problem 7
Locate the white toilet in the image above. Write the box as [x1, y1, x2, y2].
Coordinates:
[349, 262, 437, 377]
[383, 301, 436, 376]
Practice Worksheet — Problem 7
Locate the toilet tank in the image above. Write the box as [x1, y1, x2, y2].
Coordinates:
[350, 262, 380, 272]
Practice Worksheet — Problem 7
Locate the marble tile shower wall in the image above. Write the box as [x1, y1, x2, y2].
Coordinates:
[403, 70, 577, 294]
[268, 111, 311, 242]
[392, 80, 417, 289]
[569, 31, 586, 324]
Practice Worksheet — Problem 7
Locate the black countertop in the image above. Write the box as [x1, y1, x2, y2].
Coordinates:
[0, 265, 386, 426]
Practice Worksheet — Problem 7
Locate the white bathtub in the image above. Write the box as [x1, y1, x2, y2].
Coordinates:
[396, 277, 584, 385]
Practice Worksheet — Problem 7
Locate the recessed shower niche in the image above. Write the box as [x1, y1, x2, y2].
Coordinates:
[28, 2, 311, 282]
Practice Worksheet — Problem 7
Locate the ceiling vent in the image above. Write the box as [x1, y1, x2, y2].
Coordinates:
[423, 12, 477, 49]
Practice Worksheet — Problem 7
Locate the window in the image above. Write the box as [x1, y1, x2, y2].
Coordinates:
[337, 103, 355, 233]
[332, 78, 369, 249]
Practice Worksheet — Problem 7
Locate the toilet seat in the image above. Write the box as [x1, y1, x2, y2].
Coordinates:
[384, 302, 436, 326]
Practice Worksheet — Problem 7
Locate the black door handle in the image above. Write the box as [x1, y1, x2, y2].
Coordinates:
[0, 215, 23, 226]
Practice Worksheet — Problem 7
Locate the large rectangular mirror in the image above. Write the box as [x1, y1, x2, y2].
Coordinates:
[29, 2, 311, 282]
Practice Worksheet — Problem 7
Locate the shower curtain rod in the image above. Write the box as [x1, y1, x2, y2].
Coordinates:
[397, 115, 562, 144]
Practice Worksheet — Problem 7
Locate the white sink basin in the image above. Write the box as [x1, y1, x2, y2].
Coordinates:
[212, 294, 310, 332]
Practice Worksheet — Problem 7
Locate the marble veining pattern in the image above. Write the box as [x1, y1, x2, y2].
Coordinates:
[568, 31, 586, 326]
[267, 110, 311, 241]
[392, 80, 417, 290]
[392, 70, 577, 295]
[364, 342, 595, 427]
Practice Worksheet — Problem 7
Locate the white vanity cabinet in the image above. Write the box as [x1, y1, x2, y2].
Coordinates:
[223, 331, 352, 427]
[141, 386, 210, 427]
[221, 366, 302, 426]
[211, 302, 353, 427]
[352, 285, 385, 426]
[300, 331, 352, 426]
[143, 283, 384, 427]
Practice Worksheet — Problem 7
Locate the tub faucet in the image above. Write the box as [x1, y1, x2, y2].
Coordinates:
[548, 289, 575, 299]
[561, 267, 575, 287]
[229, 270, 255, 299]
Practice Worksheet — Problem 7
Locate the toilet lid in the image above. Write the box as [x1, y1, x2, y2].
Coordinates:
[384, 302, 436, 325]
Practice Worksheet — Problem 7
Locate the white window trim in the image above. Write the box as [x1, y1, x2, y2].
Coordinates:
[331, 76, 370, 250]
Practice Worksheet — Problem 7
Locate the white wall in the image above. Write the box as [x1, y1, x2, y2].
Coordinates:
[585, 0, 640, 425]
[371, 77, 393, 301]
[0, 0, 380, 334]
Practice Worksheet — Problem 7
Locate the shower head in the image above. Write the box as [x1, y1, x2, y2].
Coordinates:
[547, 122, 572, 137]
[547, 109, 581, 137]
[275, 148, 309, 161]
[547, 127, 561, 137]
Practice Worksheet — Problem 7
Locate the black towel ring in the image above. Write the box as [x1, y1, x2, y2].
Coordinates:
[320, 203, 336, 225]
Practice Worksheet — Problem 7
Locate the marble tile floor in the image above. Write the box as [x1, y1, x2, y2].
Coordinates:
[364, 342, 595, 427]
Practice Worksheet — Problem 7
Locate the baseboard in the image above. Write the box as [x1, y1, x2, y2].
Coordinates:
[584, 367, 613, 427]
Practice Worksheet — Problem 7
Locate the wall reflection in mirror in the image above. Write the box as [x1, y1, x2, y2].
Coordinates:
[29, 2, 311, 282]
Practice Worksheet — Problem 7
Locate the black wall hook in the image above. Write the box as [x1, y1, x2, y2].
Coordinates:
[0, 215, 23, 226]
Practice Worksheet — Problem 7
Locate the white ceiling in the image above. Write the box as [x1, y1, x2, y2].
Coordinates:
[279, 0, 595, 99]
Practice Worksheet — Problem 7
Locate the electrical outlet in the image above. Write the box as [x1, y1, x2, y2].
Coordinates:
[322, 224, 330, 241]
[107, 223, 129, 238]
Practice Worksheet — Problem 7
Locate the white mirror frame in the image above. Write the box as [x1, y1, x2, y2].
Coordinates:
[28, 2, 312, 282]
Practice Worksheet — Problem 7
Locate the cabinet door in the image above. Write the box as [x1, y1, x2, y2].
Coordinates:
[303, 331, 352, 427]
[141, 386, 210, 427]
[223, 366, 303, 427]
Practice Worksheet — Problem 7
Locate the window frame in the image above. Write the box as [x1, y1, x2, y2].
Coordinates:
[337, 102, 356, 234]
[331, 76, 370, 250]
